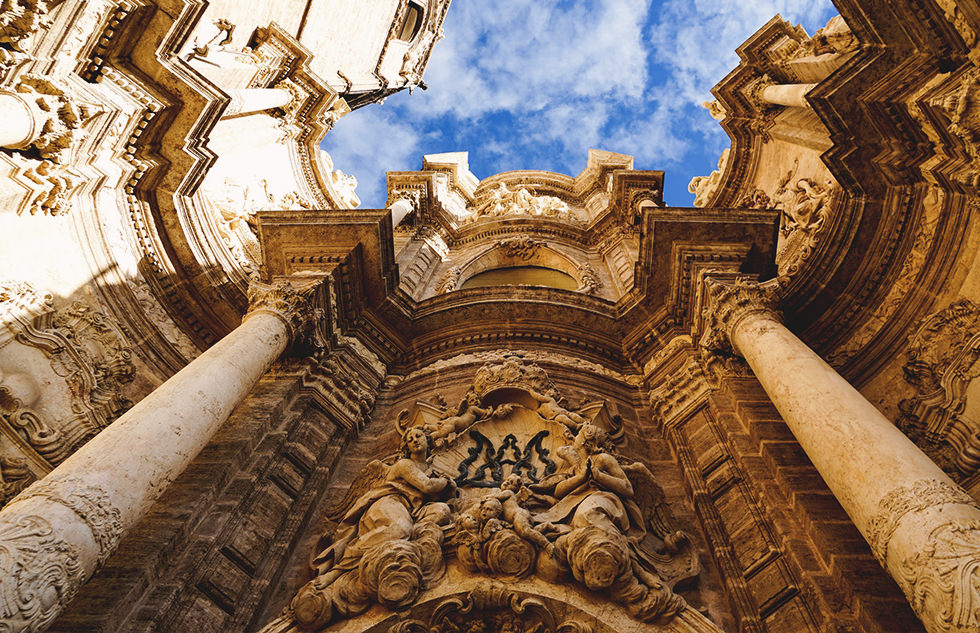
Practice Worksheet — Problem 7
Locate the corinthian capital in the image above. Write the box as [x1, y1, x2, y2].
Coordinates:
[699, 277, 783, 355]
[245, 278, 325, 344]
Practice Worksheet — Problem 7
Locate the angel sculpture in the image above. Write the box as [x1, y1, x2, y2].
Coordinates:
[423, 390, 492, 447]
[289, 427, 455, 630]
[454, 474, 555, 577]
[528, 388, 589, 432]
[531, 424, 692, 623]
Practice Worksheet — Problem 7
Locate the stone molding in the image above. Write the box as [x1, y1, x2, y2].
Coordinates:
[0, 514, 81, 633]
[11, 477, 122, 565]
[866, 478, 976, 563]
[698, 277, 783, 355]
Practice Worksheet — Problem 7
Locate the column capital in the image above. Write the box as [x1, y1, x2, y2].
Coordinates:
[698, 277, 783, 355]
[245, 278, 326, 345]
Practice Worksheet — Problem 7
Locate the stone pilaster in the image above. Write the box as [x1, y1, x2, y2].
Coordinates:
[0, 278, 324, 633]
[700, 277, 980, 633]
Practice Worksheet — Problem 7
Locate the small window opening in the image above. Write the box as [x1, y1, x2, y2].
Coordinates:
[397, 2, 424, 42]
[458, 266, 578, 291]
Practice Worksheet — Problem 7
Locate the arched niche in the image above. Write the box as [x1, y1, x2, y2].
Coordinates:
[450, 238, 594, 294]
[264, 571, 724, 633]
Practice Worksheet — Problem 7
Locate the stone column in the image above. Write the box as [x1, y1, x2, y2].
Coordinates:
[700, 277, 980, 633]
[0, 90, 40, 149]
[223, 88, 294, 117]
[760, 83, 816, 108]
[0, 280, 321, 633]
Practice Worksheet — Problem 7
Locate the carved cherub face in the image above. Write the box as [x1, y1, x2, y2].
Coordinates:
[465, 391, 480, 406]
[479, 497, 503, 521]
[501, 474, 523, 492]
[574, 423, 606, 454]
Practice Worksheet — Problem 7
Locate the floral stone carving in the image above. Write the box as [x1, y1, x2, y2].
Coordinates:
[271, 358, 699, 632]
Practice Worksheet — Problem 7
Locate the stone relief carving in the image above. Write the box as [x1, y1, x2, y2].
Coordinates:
[0, 514, 81, 633]
[897, 299, 980, 480]
[13, 477, 122, 565]
[770, 163, 837, 275]
[699, 277, 783, 355]
[930, 68, 980, 187]
[246, 280, 323, 345]
[0, 454, 31, 507]
[437, 266, 462, 294]
[0, 0, 50, 70]
[6, 300, 136, 461]
[475, 183, 576, 223]
[866, 478, 976, 563]
[389, 585, 594, 633]
[897, 519, 980, 633]
[576, 263, 602, 295]
[12, 75, 86, 163]
[0, 375, 64, 464]
[795, 15, 858, 58]
[268, 358, 698, 632]
[497, 236, 544, 261]
[688, 149, 729, 208]
[400, 26, 445, 89]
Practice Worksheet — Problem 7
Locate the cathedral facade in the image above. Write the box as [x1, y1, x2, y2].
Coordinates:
[1, 2, 979, 633]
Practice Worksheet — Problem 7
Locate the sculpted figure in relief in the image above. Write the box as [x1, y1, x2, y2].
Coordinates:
[424, 390, 492, 446]
[529, 388, 589, 432]
[290, 427, 454, 629]
[532, 424, 688, 622]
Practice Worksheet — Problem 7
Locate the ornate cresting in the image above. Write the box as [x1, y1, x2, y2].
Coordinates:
[700, 277, 980, 633]
[264, 357, 715, 633]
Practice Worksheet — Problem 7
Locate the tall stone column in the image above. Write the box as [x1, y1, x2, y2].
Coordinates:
[0, 90, 41, 149]
[700, 277, 980, 633]
[0, 279, 321, 633]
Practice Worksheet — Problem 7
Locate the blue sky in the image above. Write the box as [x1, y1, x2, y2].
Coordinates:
[323, 0, 838, 208]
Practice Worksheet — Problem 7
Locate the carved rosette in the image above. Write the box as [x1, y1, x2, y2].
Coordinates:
[10, 477, 122, 565]
[698, 277, 783, 355]
[245, 280, 323, 344]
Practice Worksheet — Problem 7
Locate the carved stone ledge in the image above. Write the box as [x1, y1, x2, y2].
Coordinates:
[698, 277, 783, 355]
[245, 279, 324, 345]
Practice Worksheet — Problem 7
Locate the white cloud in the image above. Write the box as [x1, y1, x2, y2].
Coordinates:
[321, 106, 422, 206]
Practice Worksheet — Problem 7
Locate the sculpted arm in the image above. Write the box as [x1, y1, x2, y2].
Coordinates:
[592, 454, 633, 498]
[390, 459, 450, 496]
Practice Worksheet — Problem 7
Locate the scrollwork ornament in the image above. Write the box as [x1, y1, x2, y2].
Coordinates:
[10, 477, 122, 565]
[898, 519, 980, 632]
[867, 478, 976, 563]
[699, 277, 783, 354]
[0, 514, 82, 633]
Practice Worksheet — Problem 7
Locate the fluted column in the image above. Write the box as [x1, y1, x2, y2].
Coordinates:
[700, 278, 980, 633]
[0, 279, 321, 633]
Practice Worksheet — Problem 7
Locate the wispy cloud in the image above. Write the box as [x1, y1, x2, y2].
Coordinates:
[322, 0, 839, 207]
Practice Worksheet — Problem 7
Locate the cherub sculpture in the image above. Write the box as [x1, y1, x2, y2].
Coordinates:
[528, 388, 589, 432]
[290, 427, 455, 629]
[424, 390, 492, 446]
[531, 424, 690, 623]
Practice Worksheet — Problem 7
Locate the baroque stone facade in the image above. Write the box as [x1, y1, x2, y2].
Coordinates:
[3, 2, 980, 633]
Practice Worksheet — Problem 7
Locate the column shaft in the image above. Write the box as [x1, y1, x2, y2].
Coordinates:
[0, 91, 38, 148]
[728, 308, 980, 633]
[0, 279, 314, 633]
[760, 83, 816, 108]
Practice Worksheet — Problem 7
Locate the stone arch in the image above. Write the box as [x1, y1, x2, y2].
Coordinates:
[452, 238, 588, 293]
